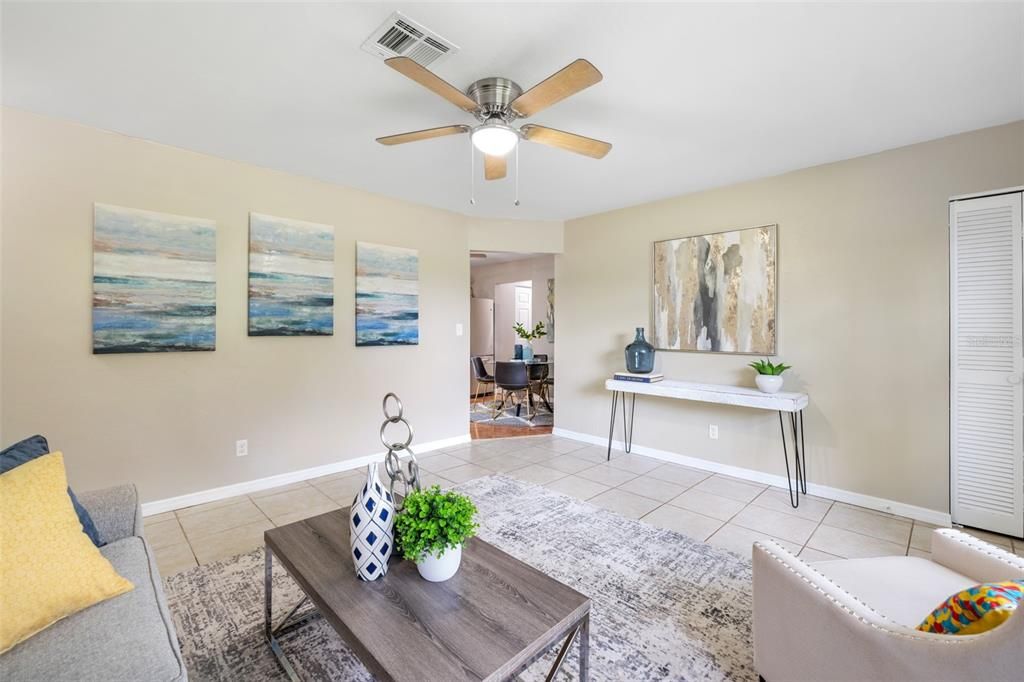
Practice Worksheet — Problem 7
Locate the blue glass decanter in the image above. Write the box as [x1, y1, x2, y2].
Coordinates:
[625, 327, 655, 373]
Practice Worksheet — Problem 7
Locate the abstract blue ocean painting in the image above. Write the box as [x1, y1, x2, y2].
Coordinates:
[248, 213, 334, 336]
[356, 242, 419, 346]
[93, 204, 216, 354]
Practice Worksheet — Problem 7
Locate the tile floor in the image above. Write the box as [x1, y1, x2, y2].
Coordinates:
[147, 434, 1024, 577]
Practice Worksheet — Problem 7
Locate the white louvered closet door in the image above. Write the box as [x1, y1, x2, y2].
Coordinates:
[950, 191, 1023, 537]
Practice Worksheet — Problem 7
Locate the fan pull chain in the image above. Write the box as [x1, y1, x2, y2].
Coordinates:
[469, 137, 476, 206]
[514, 143, 520, 207]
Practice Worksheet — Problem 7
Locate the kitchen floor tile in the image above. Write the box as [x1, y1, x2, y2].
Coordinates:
[641, 506, 723, 541]
[474, 454, 532, 473]
[731, 505, 819, 545]
[821, 504, 912, 545]
[750, 487, 833, 522]
[807, 524, 907, 559]
[543, 475, 610, 501]
[440, 464, 495, 484]
[707, 523, 801, 558]
[508, 464, 567, 485]
[575, 463, 639, 487]
[252, 486, 335, 521]
[176, 495, 250, 518]
[617, 475, 689, 503]
[692, 475, 767, 503]
[143, 518, 187, 549]
[153, 542, 197, 576]
[189, 519, 274, 565]
[588, 489, 662, 519]
[417, 453, 469, 473]
[646, 463, 712, 488]
[544, 455, 598, 475]
[667, 488, 747, 521]
[605, 454, 662, 475]
[311, 474, 365, 505]
[798, 547, 844, 562]
[178, 499, 269, 541]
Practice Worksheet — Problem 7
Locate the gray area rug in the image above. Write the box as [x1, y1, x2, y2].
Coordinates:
[470, 402, 554, 427]
[163, 475, 755, 681]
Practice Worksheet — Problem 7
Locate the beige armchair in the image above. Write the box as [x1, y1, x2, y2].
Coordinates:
[753, 529, 1024, 682]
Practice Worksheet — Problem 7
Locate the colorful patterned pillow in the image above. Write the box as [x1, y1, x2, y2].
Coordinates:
[917, 581, 1024, 635]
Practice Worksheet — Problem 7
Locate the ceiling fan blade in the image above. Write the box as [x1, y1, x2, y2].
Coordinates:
[385, 57, 478, 114]
[509, 59, 603, 118]
[521, 124, 611, 159]
[376, 125, 470, 146]
[484, 154, 507, 180]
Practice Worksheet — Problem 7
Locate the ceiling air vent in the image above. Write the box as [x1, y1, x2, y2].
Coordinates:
[361, 12, 459, 67]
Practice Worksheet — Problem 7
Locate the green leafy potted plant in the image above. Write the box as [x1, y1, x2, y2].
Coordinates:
[512, 321, 547, 361]
[395, 486, 479, 582]
[749, 358, 791, 394]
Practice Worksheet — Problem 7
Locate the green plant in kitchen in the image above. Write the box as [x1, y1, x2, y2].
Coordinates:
[513, 321, 547, 342]
[395, 486, 479, 561]
[748, 358, 791, 376]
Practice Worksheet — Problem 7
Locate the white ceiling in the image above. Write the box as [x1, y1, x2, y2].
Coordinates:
[3, 2, 1022, 221]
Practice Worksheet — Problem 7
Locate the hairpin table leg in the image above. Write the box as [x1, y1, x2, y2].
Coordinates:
[779, 409, 807, 508]
[606, 390, 619, 461]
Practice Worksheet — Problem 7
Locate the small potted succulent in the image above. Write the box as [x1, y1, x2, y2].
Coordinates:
[512, 321, 547, 361]
[749, 358, 791, 394]
[395, 486, 479, 582]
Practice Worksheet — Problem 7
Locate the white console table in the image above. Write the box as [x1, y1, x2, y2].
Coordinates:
[605, 378, 810, 507]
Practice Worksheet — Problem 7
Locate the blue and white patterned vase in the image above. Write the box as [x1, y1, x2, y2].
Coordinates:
[349, 463, 395, 581]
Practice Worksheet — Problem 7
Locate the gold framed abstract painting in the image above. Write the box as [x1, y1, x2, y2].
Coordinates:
[652, 224, 777, 354]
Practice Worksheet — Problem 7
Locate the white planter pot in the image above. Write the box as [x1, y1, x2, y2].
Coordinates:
[755, 374, 784, 394]
[416, 544, 462, 582]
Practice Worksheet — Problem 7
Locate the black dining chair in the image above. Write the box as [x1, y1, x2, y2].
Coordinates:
[471, 357, 494, 400]
[493, 361, 531, 419]
[528, 362, 553, 413]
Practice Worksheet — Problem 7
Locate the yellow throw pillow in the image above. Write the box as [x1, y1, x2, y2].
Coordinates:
[0, 452, 134, 653]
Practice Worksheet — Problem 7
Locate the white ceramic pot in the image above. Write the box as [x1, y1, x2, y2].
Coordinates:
[755, 374, 784, 394]
[416, 544, 462, 582]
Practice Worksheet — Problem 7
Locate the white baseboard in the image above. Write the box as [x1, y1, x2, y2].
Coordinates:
[140, 433, 471, 517]
[553, 427, 952, 527]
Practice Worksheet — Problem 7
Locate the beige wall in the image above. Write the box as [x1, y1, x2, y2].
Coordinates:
[467, 218, 564, 254]
[471, 255, 556, 361]
[556, 121, 1024, 514]
[1, 108, 470, 502]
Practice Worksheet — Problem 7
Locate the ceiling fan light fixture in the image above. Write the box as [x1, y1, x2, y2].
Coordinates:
[471, 122, 518, 157]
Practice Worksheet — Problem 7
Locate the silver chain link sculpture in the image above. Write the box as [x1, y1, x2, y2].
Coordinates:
[380, 393, 421, 510]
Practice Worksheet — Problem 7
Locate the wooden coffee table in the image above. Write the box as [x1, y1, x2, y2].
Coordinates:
[264, 509, 591, 681]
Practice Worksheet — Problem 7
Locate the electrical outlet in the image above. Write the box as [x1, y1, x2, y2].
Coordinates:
[455, 323, 464, 336]
[709, 425, 719, 440]
[235, 439, 248, 457]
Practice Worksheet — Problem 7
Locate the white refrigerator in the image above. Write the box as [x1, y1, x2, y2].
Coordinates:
[470, 298, 494, 396]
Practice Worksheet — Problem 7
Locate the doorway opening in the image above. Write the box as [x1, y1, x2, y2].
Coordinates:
[469, 251, 554, 440]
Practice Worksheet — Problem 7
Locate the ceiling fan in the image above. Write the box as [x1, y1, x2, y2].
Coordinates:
[376, 57, 611, 181]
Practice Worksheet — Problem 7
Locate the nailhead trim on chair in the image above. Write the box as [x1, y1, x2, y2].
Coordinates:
[936, 529, 1024, 570]
[755, 539, 1002, 645]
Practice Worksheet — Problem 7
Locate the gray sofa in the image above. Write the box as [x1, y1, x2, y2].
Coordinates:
[0, 485, 187, 681]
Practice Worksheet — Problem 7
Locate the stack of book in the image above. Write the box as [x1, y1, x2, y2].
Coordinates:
[613, 371, 664, 383]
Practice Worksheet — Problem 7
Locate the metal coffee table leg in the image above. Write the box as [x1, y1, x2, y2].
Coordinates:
[542, 610, 590, 682]
[579, 613, 590, 681]
[266, 545, 321, 682]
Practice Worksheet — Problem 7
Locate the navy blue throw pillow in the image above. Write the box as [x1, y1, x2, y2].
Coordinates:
[0, 435, 104, 546]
